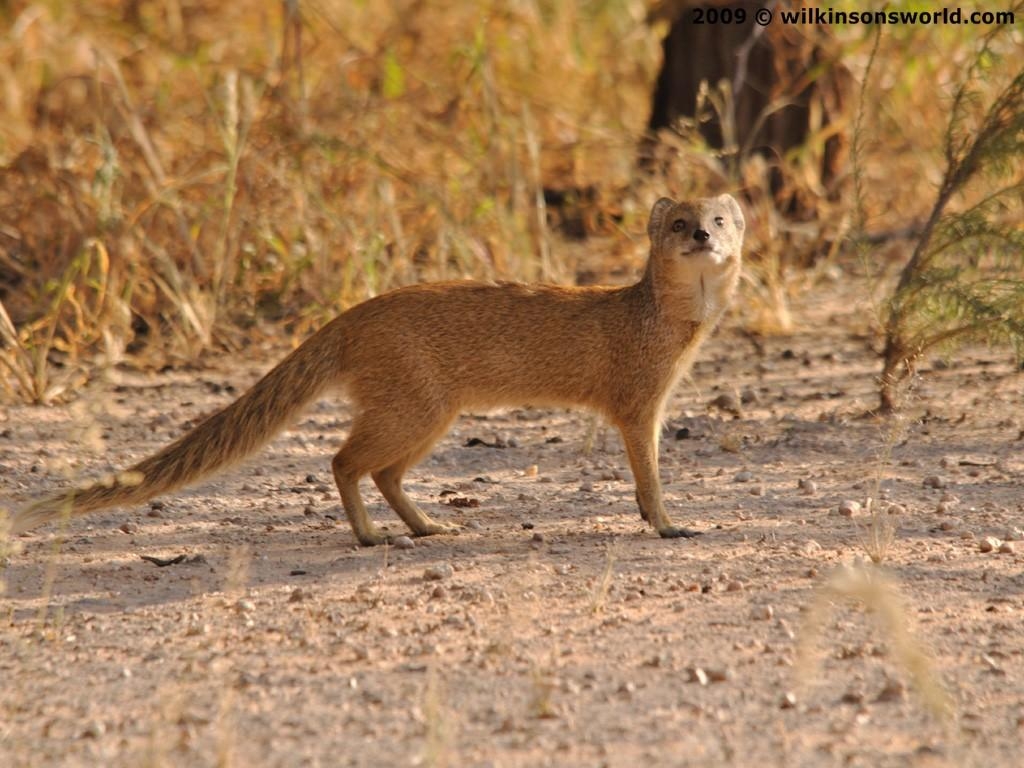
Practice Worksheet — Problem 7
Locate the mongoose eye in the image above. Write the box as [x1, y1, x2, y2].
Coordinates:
[714, 217, 725, 227]
[671, 219, 686, 233]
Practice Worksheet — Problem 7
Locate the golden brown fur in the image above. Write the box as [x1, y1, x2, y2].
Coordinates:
[8, 194, 744, 545]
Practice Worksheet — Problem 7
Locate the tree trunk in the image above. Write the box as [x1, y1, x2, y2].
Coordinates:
[646, 1, 851, 215]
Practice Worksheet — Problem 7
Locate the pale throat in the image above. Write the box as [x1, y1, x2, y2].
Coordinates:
[663, 263, 735, 324]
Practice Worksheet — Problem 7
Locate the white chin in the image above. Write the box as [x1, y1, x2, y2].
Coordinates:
[685, 249, 725, 265]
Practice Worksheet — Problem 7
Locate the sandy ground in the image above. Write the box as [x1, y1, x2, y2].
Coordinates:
[2, 269, 1023, 768]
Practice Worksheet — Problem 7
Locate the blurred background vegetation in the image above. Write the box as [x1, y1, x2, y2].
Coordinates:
[0, 0, 1021, 406]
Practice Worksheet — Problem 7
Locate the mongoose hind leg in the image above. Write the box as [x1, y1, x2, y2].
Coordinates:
[331, 449, 388, 546]
[333, 406, 456, 545]
[371, 415, 458, 537]
[331, 413, 410, 545]
[373, 461, 456, 537]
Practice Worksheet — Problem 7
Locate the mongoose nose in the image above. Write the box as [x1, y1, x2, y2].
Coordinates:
[693, 229, 710, 243]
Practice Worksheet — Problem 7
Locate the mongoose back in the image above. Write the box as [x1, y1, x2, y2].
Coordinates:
[8, 194, 744, 545]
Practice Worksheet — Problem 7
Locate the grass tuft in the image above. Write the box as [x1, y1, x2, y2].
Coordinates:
[796, 560, 954, 722]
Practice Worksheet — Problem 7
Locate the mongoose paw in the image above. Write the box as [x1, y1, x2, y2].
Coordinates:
[413, 521, 460, 537]
[356, 530, 392, 547]
[657, 525, 702, 539]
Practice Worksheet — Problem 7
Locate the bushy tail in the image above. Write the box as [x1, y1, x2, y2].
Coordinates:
[7, 324, 344, 535]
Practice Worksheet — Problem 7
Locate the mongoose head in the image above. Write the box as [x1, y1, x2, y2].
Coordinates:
[647, 194, 744, 267]
[645, 194, 744, 319]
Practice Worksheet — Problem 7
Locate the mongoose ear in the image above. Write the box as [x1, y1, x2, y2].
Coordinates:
[648, 197, 677, 242]
[717, 193, 745, 233]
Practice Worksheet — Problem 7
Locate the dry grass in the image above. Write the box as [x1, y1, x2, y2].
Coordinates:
[856, 407, 912, 564]
[528, 660, 559, 720]
[589, 538, 617, 614]
[1, 1, 663, 389]
[0, 511, 19, 600]
[796, 560, 955, 723]
[421, 665, 456, 768]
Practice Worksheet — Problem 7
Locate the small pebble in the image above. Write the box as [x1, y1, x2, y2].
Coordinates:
[979, 537, 1002, 553]
[119, 522, 138, 534]
[726, 580, 744, 592]
[431, 585, 447, 599]
[423, 564, 454, 581]
[392, 536, 415, 550]
[780, 692, 797, 709]
[288, 588, 307, 603]
[236, 599, 256, 614]
[838, 500, 861, 517]
[998, 541, 1015, 555]
[798, 478, 818, 495]
[686, 667, 709, 686]
[981, 653, 1005, 675]
[923, 475, 948, 489]
[776, 618, 796, 640]
[876, 679, 907, 703]
[750, 605, 774, 621]
[80, 720, 106, 739]
[706, 667, 732, 683]
[709, 392, 742, 416]
[733, 471, 753, 483]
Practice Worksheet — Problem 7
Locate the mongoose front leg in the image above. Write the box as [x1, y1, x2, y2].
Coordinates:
[620, 421, 701, 539]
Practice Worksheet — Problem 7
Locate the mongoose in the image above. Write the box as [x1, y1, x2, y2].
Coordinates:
[8, 194, 744, 546]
